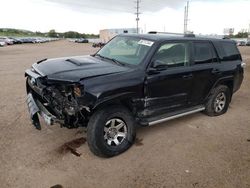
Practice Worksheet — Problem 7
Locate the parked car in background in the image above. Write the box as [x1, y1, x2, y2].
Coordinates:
[34, 38, 43, 43]
[75, 38, 89, 43]
[0, 36, 59, 46]
[246, 40, 250, 46]
[34, 38, 50, 43]
[9, 37, 23, 44]
[0, 39, 6, 47]
[20, 38, 36, 43]
[0, 37, 14, 45]
[237, 41, 246, 46]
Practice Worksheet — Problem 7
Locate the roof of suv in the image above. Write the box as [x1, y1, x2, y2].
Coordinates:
[119, 33, 233, 43]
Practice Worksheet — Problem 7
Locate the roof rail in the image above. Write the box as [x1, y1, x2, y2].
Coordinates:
[192, 33, 231, 40]
[148, 31, 195, 38]
[147, 31, 232, 40]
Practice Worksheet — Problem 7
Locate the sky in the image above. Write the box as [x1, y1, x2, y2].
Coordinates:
[0, 0, 249, 35]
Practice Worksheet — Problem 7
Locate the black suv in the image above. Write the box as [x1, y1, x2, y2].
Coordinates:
[25, 34, 245, 157]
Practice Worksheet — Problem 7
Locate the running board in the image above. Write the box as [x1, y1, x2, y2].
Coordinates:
[148, 106, 205, 126]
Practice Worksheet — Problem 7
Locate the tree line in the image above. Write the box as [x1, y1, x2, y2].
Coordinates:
[47, 29, 99, 38]
[231, 31, 249, 38]
[0, 28, 99, 38]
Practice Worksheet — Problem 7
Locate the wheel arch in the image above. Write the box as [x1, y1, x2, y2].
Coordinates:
[205, 76, 234, 102]
[221, 80, 234, 95]
[91, 92, 137, 114]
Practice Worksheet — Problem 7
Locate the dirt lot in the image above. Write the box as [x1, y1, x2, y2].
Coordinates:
[0, 40, 250, 188]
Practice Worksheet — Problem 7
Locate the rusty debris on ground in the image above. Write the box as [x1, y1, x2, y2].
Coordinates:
[192, 182, 199, 187]
[57, 137, 86, 157]
[75, 128, 87, 135]
[135, 138, 144, 146]
[50, 184, 63, 188]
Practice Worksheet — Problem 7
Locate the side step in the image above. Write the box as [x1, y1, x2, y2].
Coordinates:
[144, 106, 205, 126]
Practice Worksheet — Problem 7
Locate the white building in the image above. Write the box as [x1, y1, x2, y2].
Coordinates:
[100, 28, 137, 43]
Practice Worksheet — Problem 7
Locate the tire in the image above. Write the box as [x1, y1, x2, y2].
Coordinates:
[87, 105, 136, 157]
[204, 85, 231, 116]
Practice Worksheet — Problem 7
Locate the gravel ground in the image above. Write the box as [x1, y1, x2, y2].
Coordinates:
[0, 40, 250, 188]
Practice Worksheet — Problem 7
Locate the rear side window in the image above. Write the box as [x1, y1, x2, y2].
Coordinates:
[193, 42, 218, 64]
[213, 41, 241, 61]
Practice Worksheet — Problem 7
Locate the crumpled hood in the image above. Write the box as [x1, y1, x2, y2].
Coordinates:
[32, 55, 130, 82]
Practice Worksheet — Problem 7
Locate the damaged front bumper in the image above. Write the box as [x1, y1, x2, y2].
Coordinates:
[26, 93, 62, 130]
[25, 67, 91, 129]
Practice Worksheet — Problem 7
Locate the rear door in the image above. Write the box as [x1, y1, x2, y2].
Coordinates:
[213, 41, 243, 92]
[189, 41, 221, 105]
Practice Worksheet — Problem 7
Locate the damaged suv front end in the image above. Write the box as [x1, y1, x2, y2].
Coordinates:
[25, 65, 90, 130]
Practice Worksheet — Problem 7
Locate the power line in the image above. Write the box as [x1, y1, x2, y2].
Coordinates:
[135, 0, 141, 34]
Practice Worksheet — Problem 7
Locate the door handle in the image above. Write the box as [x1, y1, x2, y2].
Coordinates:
[182, 73, 193, 79]
[212, 69, 222, 75]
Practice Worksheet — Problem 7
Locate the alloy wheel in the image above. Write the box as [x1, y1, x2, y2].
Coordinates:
[104, 118, 128, 146]
[214, 92, 226, 113]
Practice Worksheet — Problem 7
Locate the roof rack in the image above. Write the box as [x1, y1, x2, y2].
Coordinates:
[195, 34, 230, 40]
[148, 31, 195, 38]
[148, 31, 232, 40]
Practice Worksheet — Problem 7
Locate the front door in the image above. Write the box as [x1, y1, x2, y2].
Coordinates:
[145, 41, 193, 117]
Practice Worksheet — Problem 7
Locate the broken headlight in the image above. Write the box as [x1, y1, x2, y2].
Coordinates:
[73, 85, 84, 97]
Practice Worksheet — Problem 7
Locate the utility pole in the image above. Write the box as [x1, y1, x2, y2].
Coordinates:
[248, 22, 250, 39]
[184, 6, 187, 33]
[184, 1, 189, 34]
[135, 0, 141, 34]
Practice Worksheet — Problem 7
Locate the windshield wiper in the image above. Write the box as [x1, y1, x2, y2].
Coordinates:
[95, 54, 125, 66]
[95, 53, 104, 58]
[109, 58, 125, 66]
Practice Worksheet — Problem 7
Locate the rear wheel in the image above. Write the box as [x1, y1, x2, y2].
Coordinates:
[87, 106, 136, 157]
[204, 85, 231, 116]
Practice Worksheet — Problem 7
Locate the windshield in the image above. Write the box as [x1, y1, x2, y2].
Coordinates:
[96, 36, 154, 66]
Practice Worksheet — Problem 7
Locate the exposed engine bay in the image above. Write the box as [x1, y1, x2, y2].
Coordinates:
[26, 76, 90, 129]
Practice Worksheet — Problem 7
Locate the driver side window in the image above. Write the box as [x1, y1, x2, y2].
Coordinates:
[153, 42, 189, 68]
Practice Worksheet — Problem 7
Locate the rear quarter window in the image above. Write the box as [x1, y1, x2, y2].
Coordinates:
[213, 41, 242, 61]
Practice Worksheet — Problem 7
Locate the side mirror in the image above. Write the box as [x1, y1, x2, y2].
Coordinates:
[147, 60, 167, 75]
[152, 60, 168, 70]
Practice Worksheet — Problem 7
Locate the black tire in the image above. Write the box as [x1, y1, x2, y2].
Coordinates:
[87, 105, 136, 157]
[204, 85, 231, 116]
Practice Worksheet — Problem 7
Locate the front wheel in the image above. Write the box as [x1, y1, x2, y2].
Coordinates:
[87, 106, 136, 157]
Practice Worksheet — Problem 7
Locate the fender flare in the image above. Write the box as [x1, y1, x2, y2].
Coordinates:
[92, 92, 138, 111]
[205, 75, 234, 101]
